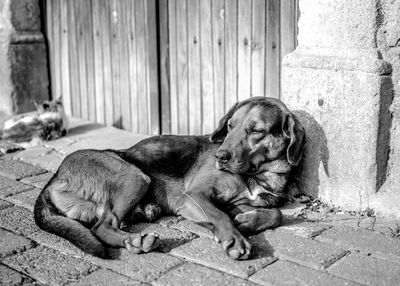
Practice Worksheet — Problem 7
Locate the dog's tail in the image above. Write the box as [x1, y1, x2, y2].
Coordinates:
[33, 186, 117, 259]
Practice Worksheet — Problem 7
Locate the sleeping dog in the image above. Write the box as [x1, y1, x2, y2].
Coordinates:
[34, 97, 305, 260]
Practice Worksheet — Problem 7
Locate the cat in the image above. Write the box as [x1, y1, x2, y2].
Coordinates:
[0, 98, 68, 153]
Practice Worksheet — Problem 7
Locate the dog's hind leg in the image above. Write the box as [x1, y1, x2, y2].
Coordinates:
[91, 170, 159, 254]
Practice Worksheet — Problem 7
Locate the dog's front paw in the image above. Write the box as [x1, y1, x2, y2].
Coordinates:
[234, 211, 259, 233]
[123, 232, 159, 254]
[215, 229, 252, 260]
[234, 209, 283, 234]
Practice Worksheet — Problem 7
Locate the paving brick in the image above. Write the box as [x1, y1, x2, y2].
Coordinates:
[0, 159, 46, 180]
[123, 222, 197, 252]
[2, 246, 99, 285]
[0, 264, 36, 285]
[158, 216, 214, 239]
[154, 263, 258, 286]
[328, 253, 400, 286]
[0, 229, 36, 259]
[250, 260, 362, 286]
[0, 205, 92, 257]
[170, 237, 277, 279]
[0, 199, 13, 210]
[316, 226, 400, 262]
[258, 231, 349, 270]
[20, 172, 53, 189]
[70, 268, 144, 286]
[5, 188, 41, 210]
[88, 252, 184, 283]
[31, 229, 86, 257]
[276, 221, 332, 238]
[0, 206, 41, 237]
[12, 146, 64, 172]
[0, 176, 33, 198]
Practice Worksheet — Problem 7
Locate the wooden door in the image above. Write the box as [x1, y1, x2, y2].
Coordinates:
[45, 0, 160, 135]
[160, 0, 299, 135]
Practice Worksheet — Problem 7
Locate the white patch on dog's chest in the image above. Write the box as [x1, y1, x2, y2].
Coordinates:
[245, 160, 292, 201]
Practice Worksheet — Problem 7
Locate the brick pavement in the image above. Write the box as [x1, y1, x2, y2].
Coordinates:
[1, 118, 400, 285]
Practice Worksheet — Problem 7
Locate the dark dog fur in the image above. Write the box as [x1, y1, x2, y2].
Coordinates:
[34, 97, 305, 260]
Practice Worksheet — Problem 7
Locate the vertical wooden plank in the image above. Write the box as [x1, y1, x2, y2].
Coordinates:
[135, 0, 149, 134]
[60, 0, 71, 116]
[200, 0, 214, 134]
[118, 0, 132, 131]
[237, 0, 252, 101]
[76, 0, 89, 119]
[295, 0, 300, 47]
[128, 0, 138, 133]
[251, 0, 265, 97]
[187, 0, 201, 134]
[45, 0, 55, 102]
[145, 0, 160, 135]
[84, 0, 96, 122]
[176, 0, 189, 134]
[101, 0, 114, 126]
[68, 0, 81, 117]
[280, 0, 296, 61]
[52, 0, 62, 100]
[168, 0, 179, 134]
[265, 0, 280, 99]
[224, 0, 238, 111]
[92, 0, 105, 124]
[109, 0, 121, 128]
[212, 0, 225, 127]
[159, 0, 171, 134]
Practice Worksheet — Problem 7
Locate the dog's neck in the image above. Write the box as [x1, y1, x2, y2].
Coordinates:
[245, 159, 292, 200]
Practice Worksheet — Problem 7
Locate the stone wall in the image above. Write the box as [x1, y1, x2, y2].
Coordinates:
[0, 0, 49, 119]
[282, 0, 400, 218]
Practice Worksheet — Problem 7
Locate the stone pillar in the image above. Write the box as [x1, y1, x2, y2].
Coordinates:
[282, 0, 397, 216]
[369, 0, 400, 217]
[0, 0, 49, 119]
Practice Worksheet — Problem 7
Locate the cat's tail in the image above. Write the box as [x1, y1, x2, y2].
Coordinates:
[33, 183, 118, 259]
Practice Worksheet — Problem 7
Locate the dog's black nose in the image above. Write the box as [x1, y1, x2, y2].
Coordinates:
[215, 150, 231, 164]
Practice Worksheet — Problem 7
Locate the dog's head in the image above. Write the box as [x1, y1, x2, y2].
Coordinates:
[210, 97, 305, 175]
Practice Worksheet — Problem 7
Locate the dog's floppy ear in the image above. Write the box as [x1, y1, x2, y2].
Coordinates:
[283, 113, 306, 166]
[210, 102, 240, 143]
